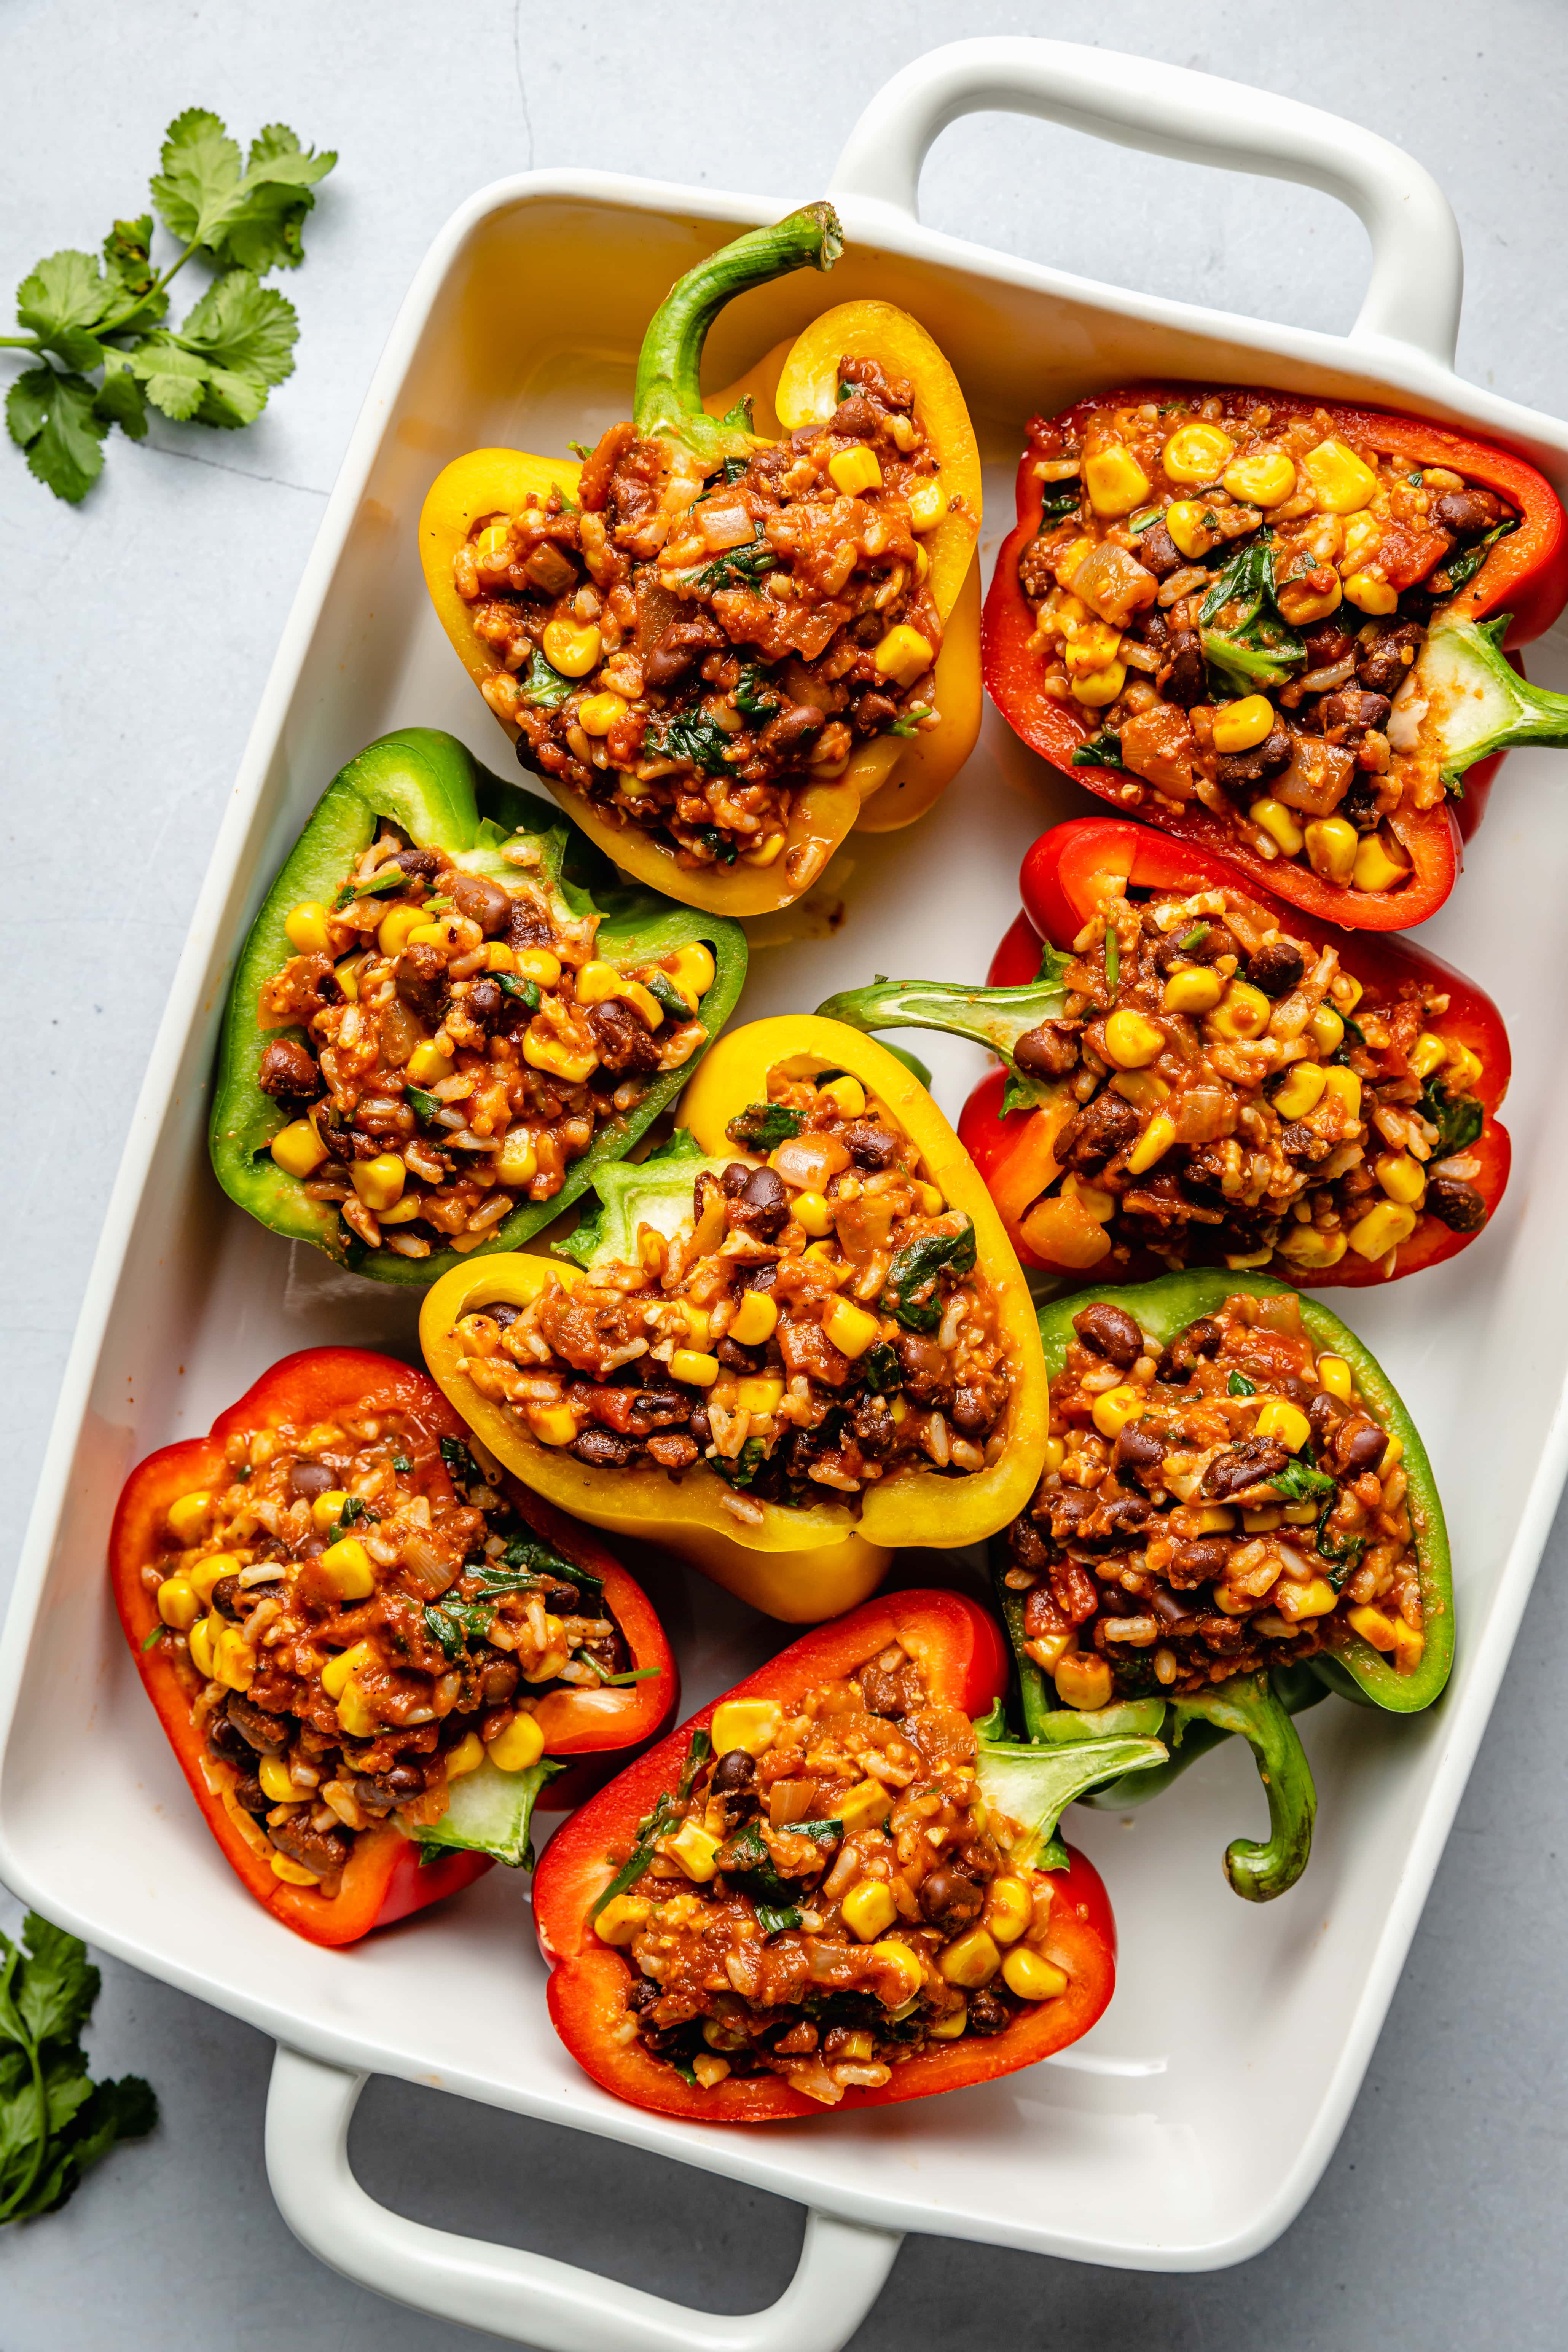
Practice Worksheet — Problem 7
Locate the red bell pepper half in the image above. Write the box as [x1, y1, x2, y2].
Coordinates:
[532, 1590, 1118, 2124]
[110, 1346, 676, 1948]
[983, 386, 1568, 930]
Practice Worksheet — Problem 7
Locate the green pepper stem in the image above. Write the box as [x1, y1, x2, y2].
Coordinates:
[633, 203, 843, 465]
[817, 973, 1071, 1109]
[1420, 613, 1568, 779]
[1174, 1671, 1317, 1902]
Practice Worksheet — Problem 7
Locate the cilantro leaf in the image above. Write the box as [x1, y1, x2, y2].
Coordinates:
[725, 1102, 802, 1151]
[13, 251, 113, 366]
[882, 1218, 977, 1333]
[151, 109, 336, 272]
[92, 354, 148, 441]
[5, 368, 106, 502]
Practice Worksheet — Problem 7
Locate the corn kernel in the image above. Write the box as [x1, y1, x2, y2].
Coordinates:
[1084, 441, 1151, 516]
[828, 443, 883, 497]
[515, 947, 562, 988]
[670, 942, 715, 998]
[524, 1022, 598, 1084]
[318, 1536, 376, 1601]
[1353, 833, 1412, 893]
[321, 1639, 374, 1702]
[680, 1304, 711, 1348]
[1092, 1384, 1144, 1439]
[669, 1820, 721, 1883]
[156, 1575, 199, 1630]
[1211, 695, 1275, 754]
[1254, 1396, 1311, 1454]
[576, 960, 624, 1005]
[824, 1297, 882, 1360]
[1347, 1603, 1398, 1653]
[542, 617, 602, 677]
[527, 1404, 579, 1448]
[823, 1074, 866, 1117]
[1302, 438, 1379, 513]
[270, 1850, 322, 1886]
[1243, 1506, 1283, 1533]
[271, 1119, 328, 1180]
[1162, 964, 1225, 1015]
[1348, 1199, 1418, 1259]
[1395, 1036, 1442, 1092]
[928, 2003, 968, 2040]
[405, 921, 456, 951]
[1393, 1618, 1425, 1673]
[1305, 817, 1359, 886]
[1063, 621, 1124, 676]
[740, 832, 787, 868]
[570, 694, 631, 746]
[446, 1731, 485, 1780]
[1340, 512, 1384, 571]
[1162, 421, 1234, 484]
[907, 476, 946, 532]
[838, 1778, 894, 1834]
[1042, 1437, 1067, 1477]
[711, 1700, 783, 1758]
[1164, 499, 1216, 559]
[213, 1623, 254, 1692]
[1069, 660, 1127, 707]
[186, 1615, 216, 1677]
[1376, 1151, 1426, 1206]
[406, 1040, 455, 1088]
[1276, 1224, 1348, 1270]
[377, 902, 425, 958]
[496, 1128, 538, 1187]
[729, 1291, 779, 1347]
[1336, 974, 1364, 1013]
[1322, 1065, 1363, 1122]
[1223, 448, 1296, 507]
[189, 1554, 237, 1604]
[1272, 1063, 1328, 1120]
[663, 1349, 718, 1393]
[874, 624, 934, 688]
[284, 900, 331, 955]
[1062, 1171, 1116, 1223]
[735, 1375, 785, 1418]
[257, 1755, 296, 1803]
[351, 1153, 406, 1214]
[937, 1927, 1002, 1989]
[1125, 1112, 1177, 1175]
[1308, 1004, 1345, 1053]
[1103, 1007, 1164, 1068]
[1112, 1068, 1168, 1107]
[842, 1879, 898, 1942]
[1209, 980, 1272, 1041]
[165, 1489, 212, 1545]
[985, 1876, 1033, 1945]
[595, 1893, 653, 1946]
[1279, 1576, 1340, 1622]
[488, 1712, 546, 1772]
[1342, 571, 1399, 616]
[870, 1941, 926, 2005]
[310, 1490, 349, 1531]
[1054, 1651, 1114, 1711]
[1002, 1947, 1069, 2002]
[1250, 797, 1305, 856]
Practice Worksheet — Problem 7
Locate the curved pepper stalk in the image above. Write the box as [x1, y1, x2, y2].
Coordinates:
[818, 960, 1070, 1119]
[209, 727, 747, 1284]
[633, 203, 843, 465]
[1417, 613, 1568, 781]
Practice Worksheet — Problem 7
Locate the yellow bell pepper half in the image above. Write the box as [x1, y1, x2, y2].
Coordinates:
[418, 210, 981, 919]
[420, 1017, 1046, 1623]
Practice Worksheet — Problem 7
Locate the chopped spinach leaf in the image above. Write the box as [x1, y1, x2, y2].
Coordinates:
[714, 1437, 771, 1491]
[1441, 514, 1518, 596]
[1036, 480, 1081, 521]
[1199, 529, 1306, 693]
[733, 661, 779, 721]
[695, 827, 739, 865]
[861, 1341, 902, 1395]
[659, 708, 735, 775]
[390, 1452, 412, 1474]
[725, 1101, 802, 1150]
[519, 647, 575, 708]
[644, 970, 693, 1021]
[882, 1217, 977, 1332]
[332, 1495, 372, 1533]
[687, 537, 776, 594]
[1227, 1372, 1257, 1397]
[1315, 1508, 1366, 1587]
[1418, 1075, 1483, 1155]
[1271, 1456, 1339, 1505]
[405, 1085, 440, 1120]
[496, 971, 542, 1011]
[439, 1435, 475, 1485]
[1071, 728, 1125, 770]
[422, 1597, 498, 1660]
[754, 1904, 803, 1936]
[678, 1731, 712, 1803]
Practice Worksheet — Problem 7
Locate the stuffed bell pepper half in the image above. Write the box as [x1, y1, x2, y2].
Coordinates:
[420, 205, 982, 915]
[532, 1590, 1127, 2119]
[420, 1017, 1047, 1621]
[984, 384, 1568, 929]
[822, 816, 1509, 1284]
[210, 728, 746, 1280]
[111, 1348, 676, 1945]
[989, 1273, 1452, 1899]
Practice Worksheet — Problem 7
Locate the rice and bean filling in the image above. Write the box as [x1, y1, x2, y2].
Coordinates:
[145, 1415, 629, 1895]
[1021, 395, 1519, 892]
[455, 357, 953, 878]
[1002, 1290, 1424, 1710]
[449, 1071, 1010, 1515]
[1013, 880, 1488, 1278]
[259, 830, 713, 1259]
[593, 1646, 1073, 2104]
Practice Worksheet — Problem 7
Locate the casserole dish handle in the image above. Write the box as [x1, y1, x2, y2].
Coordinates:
[265, 2044, 903, 2351]
[830, 35, 1463, 371]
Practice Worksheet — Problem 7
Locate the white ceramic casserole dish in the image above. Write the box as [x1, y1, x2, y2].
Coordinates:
[3, 38, 1567, 2350]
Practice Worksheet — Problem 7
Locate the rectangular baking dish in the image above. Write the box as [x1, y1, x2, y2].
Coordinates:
[4, 38, 1567, 2352]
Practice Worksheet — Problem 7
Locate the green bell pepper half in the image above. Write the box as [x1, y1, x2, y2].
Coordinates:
[990, 1267, 1452, 1900]
[209, 727, 748, 1284]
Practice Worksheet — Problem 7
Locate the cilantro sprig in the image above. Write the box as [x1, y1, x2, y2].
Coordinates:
[3, 108, 335, 503]
[0, 1912, 157, 2223]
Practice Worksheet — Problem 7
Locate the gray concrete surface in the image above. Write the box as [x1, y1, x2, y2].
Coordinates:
[2, 2, 1564, 2344]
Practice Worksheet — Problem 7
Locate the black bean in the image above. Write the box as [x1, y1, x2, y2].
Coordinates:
[572, 1427, 631, 1469]
[290, 1460, 335, 1499]
[1169, 1538, 1231, 1587]
[1201, 1437, 1290, 1498]
[1425, 1175, 1487, 1233]
[1071, 1301, 1143, 1367]
[1247, 939, 1305, 998]
[449, 873, 513, 936]
[919, 1865, 985, 1932]
[1013, 1022, 1079, 1079]
[711, 1749, 756, 1796]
